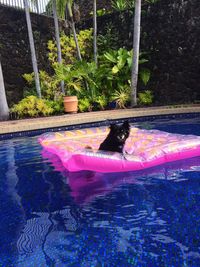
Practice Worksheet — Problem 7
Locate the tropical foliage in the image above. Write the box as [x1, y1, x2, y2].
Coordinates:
[10, 96, 57, 118]
[17, 26, 151, 118]
[23, 71, 62, 101]
[48, 29, 93, 67]
[11, 0, 153, 118]
[138, 90, 154, 105]
[111, 0, 134, 11]
[97, 23, 120, 53]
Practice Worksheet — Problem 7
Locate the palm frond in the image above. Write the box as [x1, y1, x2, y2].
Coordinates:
[56, 0, 73, 18]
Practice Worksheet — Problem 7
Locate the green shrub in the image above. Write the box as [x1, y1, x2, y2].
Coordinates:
[23, 71, 62, 101]
[22, 29, 94, 104]
[78, 98, 92, 112]
[138, 90, 154, 105]
[93, 48, 150, 102]
[48, 29, 93, 68]
[111, 0, 134, 11]
[45, 99, 64, 114]
[94, 95, 108, 110]
[21, 26, 152, 114]
[10, 96, 55, 118]
[111, 85, 131, 108]
[97, 23, 120, 54]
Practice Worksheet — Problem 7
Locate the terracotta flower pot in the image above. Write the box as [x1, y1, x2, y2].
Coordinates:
[63, 96, 78, 113]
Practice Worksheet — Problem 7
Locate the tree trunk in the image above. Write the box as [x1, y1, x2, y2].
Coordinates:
[52, 0, 65, 94]
[66, 2, 82, 61]
[93, 0, 98, 66]
[0, 60, 9, 121]
[24, 0, 41, 98]
[131, 0, 141, 107]
[66, 1, 90, 91]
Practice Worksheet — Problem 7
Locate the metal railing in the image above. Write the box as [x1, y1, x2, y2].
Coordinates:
[0, 0, 54, 17]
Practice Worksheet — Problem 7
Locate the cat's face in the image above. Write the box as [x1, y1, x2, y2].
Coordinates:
[109, 121, 130, 144]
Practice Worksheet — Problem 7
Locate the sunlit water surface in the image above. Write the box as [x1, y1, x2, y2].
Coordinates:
[0, 116, 200, 267]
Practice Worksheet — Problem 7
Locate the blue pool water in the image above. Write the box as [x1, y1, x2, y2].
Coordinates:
[0, 115, 200, 267]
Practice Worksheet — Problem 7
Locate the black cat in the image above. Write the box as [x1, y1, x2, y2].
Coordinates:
[99, 121, 130, 153]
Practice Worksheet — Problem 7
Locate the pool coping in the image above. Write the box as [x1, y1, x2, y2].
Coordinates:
[0, 105, 200, 137]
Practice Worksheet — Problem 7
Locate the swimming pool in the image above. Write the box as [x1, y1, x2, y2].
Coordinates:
[0, 115, 200, 266]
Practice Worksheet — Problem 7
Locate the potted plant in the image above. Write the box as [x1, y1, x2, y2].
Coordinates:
[55, 63, 84, 113]
[63, 95, 78, 113]
[56, 60, 100, 113]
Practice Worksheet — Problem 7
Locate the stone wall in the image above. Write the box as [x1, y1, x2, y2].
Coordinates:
[0, 5, 66, 105]
[0, 0, 200, 106]
[75, 0, 112, 19]
[141, 0, 200, 103]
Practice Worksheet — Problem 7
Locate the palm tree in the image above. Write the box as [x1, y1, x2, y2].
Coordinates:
[131, 0, 141, 106]
[23, 0, 41, 98]
[0, 60, 9, 120]
[52, 0, 65, 94]
[57, 0, 91, 92]
[57, 0, 82, 61]
[66, 0, 82, 61]
[93, 0, 98, 66]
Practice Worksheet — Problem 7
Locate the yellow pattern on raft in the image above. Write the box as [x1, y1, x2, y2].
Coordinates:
[40, 126, 200, 160]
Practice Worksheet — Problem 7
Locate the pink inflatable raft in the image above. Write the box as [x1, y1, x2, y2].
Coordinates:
[39, 126, 200, 173]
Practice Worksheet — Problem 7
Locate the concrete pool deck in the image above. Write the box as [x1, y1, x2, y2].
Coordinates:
[0, 105, 200, 135]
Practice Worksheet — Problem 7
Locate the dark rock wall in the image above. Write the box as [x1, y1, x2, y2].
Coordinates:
[75, 0, 112, 19]
[0, 5, 65, 105]
[142, 0, 200, 104]
[0, 0, 200, 105]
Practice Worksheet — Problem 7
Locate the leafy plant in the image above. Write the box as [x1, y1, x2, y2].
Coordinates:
[94, 95, 108, 110]
[104, 48, 132, 74]
[10, 95, 55, 118]
[23, 71, 62, 101]
[96, 8, 107, 16]
[55, 60, 97, 96]
[111, 85, 131, 108]
[96, 48, 150, 102]
[97, 23, 120, 54]
[138, 90, 154, 105]
[55, 64, 82, 95]
[78, 94, 108, 112]
[48, 29, 93, 68]
[96, 48, 132, 99]
[111, 0, 134, 11]
[78, 98, 92, 112]
[90, 8, 109, 17]
[145, 0, 159, 3]
[139, 68, 151, 86]
[45, 99, 64, 114]
[102, 48, 149, 77]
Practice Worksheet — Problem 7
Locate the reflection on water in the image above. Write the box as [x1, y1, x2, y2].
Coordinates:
[43, 150, 200, 205]
[0, 117, 200, 266]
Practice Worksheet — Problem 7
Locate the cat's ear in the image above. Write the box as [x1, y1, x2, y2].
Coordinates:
[123, 120, 130, 129]
[110, 124, 117, 131]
